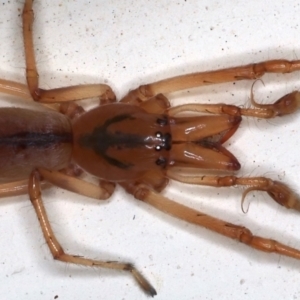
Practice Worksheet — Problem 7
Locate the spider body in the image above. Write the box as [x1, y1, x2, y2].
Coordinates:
[1, 0, 300, 297]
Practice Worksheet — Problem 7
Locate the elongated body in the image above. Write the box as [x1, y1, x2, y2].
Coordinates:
[0, 103, 240, 185]
[3, 0, 300, 297]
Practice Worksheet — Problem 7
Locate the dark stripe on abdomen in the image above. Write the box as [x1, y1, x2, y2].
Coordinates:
[0, 132, 72, 148]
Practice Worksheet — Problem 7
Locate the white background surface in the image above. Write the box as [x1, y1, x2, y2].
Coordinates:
[1, 0, 300, 299]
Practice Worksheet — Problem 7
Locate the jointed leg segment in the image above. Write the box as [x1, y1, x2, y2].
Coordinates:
[168, 89, 300, 119]
[28, 170, 157, 297]
[22, 0, 116, 105]
[121, 60, 300, 103]
[125, 183, 300, 260]
[166, 172, 300, 212]
[37, 168, 115, 200]
[0, 179, 50, 198]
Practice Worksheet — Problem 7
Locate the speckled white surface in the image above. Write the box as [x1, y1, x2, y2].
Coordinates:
[1, 1, 300, 299]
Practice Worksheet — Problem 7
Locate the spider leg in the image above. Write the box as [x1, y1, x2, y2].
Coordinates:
[0, 79, 31, 100]
[123, 182, 300, 260]
[22, 0, 116, 104]
[121, 59, 300, 104]
[167, 90, 300, 119]
[37, 168, 115, 200]
[27, 170, 156, 296]
[167, 171, 300, 212]
[0, 179, 52, 198]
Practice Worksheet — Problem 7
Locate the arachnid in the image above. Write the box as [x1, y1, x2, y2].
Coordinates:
[1, 0, 300, 297]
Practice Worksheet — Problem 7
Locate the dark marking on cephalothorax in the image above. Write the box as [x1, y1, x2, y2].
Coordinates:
[0, 132, 72, 149]
[79, 114, 143, 169]
[79, 114, 172, 169]
[103, 114, 136, 128]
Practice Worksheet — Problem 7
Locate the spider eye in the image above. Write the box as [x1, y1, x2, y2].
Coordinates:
[156, 157, 167, 167]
